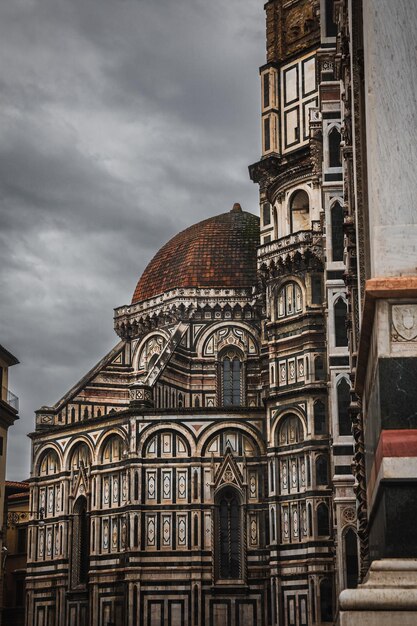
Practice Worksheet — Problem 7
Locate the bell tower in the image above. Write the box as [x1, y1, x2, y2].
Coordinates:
[250, 1, 356, 624]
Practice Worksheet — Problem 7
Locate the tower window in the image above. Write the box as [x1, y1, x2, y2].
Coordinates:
[337, 377, 351, 436]
[325, 0, 337, 37]
[320, 577, 334, 622]
[313, 400, 327, 435]
[345, 528, 359, 588]
[317, 503, 330, 536]
[316, 456, 329, 486]
[329, 127, 342, 167]
[314, 356, 326, 381]
[264, 117, 271, 152]
[216, 486, 242, 580]
[334, 298, 348, 346]
[263, 72, 270, 108]
[220, 350, 243, 406]
[331, 202, 344, 262]
[311, 274, 323, 304]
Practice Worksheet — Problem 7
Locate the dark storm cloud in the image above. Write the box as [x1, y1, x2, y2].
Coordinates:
[0, 0, 263, 479]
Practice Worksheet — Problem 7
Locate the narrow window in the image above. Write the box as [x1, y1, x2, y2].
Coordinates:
[337, 378, 351, 436]
[317, 503, 330, 536]
[316, 456, 329, 486]
[263, 72, 270, 108]
[345, 528, 359, 588]
[221, 352, 242, 406]
[311, 274, 322, 304]
[193, 470, 199, 500]
[329, 127, 341, 167]
[334, 299, 348, 346]
[325, 0, 337, 37]
[193, 514, 199, 546]
[134, 515, 139, 548]
[314, 356, 326, 381]
[331, 202, 344, 262]
[320, 577, 334, 622]
[264, 117, 271, 152]
[314, 400, 327, 435]
[72, 496, 89, 587]
[134, 472, 139, 501]
[217, 487, 241, 580]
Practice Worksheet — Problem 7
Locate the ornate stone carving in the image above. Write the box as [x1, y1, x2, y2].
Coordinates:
[392, 305, 417, 341]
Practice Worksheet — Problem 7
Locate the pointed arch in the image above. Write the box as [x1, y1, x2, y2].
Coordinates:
[331, 200, 344, 261]
[337, 377, 351, 436]
[328, 125, 341, 167]
[317, 502, 330, 536]
[71, 496, 89, 588]
[215, 484, 244, 581]
[344, 527, 359, 588]
[334, 298, 348, 346]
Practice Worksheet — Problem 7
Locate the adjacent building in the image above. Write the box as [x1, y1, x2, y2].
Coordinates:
[3, 481, 30, 626]
[0, 345, 20, 626]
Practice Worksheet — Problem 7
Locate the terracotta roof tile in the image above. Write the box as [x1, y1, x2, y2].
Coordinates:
[132, 205, 260, 303]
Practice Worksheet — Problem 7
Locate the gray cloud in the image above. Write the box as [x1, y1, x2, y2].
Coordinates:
[0, 0, 263, 480]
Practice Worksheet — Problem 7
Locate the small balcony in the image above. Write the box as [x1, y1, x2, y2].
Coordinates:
[2, 387, 19, 412]
[257, 221, 322, 269]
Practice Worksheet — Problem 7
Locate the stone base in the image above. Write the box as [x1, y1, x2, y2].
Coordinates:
[339, 559, 417, 625]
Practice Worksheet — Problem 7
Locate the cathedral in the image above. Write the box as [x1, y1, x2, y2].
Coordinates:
[26, 2, 360, 625]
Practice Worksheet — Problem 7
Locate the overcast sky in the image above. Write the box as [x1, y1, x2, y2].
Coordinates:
[1, 0, 264, 480]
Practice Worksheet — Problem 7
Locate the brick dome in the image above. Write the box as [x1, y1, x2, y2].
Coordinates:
[132, 204, 260, 303]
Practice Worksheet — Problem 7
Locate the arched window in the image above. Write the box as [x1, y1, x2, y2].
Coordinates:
[278, 414, 304, 446]
[71, 407, 76, 421]
[316, 456, 329, 486]
[314, 400, 327, 435]
[262, 202, 271, 226]
[277, 282, 303, 318]
[220, 350, 243, 406]
[69, 443, 90, 471]
[39, 449, 60, 476]
[320, 577, 334, 622]
[328, 126, 341, 167]
[337, 378, 351, 436]
[317, 503, 330, 536]
[345, 528, 359, 588]
[331, 201, 344, 261]
[290, 190, 310, 233]
[101, 435, 123, 463]
[178, 392, 183, 408]
[216, 486, 242, 580]
[334, 298, 348, 346]
[314, 356, 326, 381]
[72, 496, 89, 588]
